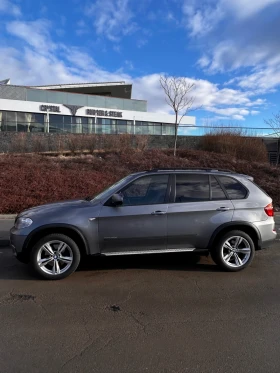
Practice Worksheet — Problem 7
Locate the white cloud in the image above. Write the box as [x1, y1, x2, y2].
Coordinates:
[182, 0, 280, 74]
[1, 19, 265, 122]
[0, 0, 21, 16]
[233, 66, 280, 94]
[224, 0, 280, 19]
[197, 55, 210, 68]
[87, 0, 136, 41]
[6, 20, 53, 52]
[183, 1, 224, 37]
[183, 0, 280, 37]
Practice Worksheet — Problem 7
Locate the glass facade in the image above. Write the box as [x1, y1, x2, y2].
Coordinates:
[0, 111, 176, 135]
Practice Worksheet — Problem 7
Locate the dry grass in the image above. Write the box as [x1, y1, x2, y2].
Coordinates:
[0, 149, 279, 214]
[200, 129, 268, 163]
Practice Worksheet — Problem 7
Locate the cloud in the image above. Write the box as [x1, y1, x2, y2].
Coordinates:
[0, 0, 21, 16]
[86, 0, 137, 41]
[6, 20, 53, 52]
[231, 65, 280, 94]
[182, 0, 280, 73]
[1, 19, 264, 121]
[183, 1, 224, 37]
[183, 0, 280, 37]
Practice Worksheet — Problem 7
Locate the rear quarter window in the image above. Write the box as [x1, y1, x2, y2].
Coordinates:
[218, 176, 248, 199]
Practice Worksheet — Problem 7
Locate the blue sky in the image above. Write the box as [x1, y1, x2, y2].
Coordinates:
[1, 0, 280, 130]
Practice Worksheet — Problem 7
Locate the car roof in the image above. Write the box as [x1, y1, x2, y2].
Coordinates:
[140, 168, 253, 180]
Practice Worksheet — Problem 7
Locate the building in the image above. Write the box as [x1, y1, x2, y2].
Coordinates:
[0, 80, 195, 135]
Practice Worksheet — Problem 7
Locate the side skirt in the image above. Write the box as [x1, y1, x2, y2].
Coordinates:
[103, 248, 196, 256]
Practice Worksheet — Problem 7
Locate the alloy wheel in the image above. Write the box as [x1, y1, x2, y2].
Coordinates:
[37, 240, 73, 275]
[222, 236, 251, 268]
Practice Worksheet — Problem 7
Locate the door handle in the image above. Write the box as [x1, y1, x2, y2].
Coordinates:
[216, 207, 230, 211]
[151, 211, 167, 215]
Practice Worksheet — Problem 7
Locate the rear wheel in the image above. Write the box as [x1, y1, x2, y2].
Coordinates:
[211, 230, 255, 272]
[30, 234, 81, 280]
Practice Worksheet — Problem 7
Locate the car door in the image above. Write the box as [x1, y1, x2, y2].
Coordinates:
[98, 174, 171, 254]
[167, 174, 234, 250]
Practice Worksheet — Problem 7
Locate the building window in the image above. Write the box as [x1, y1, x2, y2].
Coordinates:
[117, 120, 127, 134]
[49, 114, 64, 133]
[162, 124, 175, 136]
[63, 116, 72, 133]
[5, 111, 17, 132]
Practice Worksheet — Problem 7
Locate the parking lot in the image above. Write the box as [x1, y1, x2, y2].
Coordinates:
[0, 217, 280, 373]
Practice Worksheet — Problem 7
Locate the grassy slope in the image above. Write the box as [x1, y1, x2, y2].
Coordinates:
[0, 149, 279, 214]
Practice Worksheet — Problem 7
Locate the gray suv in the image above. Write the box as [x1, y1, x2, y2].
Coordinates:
[10, 168, 277, 280]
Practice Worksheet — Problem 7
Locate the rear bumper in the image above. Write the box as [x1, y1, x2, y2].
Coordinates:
[253, 219, 277, 250]
[258, 236, 277, 250]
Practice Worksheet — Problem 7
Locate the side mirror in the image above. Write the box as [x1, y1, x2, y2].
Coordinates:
[111, 193, 123, 206]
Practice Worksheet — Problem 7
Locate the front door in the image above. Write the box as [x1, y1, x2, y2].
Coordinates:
[98, 174, 170, 253]
[167, 174, 234, 250]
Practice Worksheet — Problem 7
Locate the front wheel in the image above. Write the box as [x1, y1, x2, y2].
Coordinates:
[211, 230, 255, 272]
[30, 234, 81, 280]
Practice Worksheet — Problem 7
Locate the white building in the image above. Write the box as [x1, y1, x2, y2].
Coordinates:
[0, 80, 195, 135]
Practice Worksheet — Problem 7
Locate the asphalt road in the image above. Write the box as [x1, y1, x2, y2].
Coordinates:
[0, 218, 280, 373]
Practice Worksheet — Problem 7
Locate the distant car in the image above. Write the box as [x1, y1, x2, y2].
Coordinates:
[10, 168, 277, 280]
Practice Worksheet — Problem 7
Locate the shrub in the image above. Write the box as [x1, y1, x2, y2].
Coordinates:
[134, 135, 149, 151]
[8, 133, 29, 153]
[31, 134, 46, 153]
[103, 134, 133, 151]
[1, 149, 279, 214]
[64, 134, 83, 154]
[200, 129, 268, 163]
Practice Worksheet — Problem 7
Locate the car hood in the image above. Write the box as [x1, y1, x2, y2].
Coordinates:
[18, 199, 95, 218]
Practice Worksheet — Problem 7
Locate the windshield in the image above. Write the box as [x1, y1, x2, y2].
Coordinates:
[91, 175, 134, 202]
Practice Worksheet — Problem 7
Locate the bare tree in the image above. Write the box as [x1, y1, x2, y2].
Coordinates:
[160, 75, 195, 156]
[264, 112, 280, 165]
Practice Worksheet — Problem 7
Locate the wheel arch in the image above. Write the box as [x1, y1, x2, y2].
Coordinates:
[22, 224, 90, 261]
[208, 222, 261, 252]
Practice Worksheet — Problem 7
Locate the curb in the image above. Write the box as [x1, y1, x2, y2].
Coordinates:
[0, 215, 17, 220]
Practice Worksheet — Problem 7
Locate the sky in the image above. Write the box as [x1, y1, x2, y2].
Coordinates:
[1, 0, 280, 129]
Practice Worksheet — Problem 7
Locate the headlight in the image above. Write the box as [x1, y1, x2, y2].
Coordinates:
[15, 217, 33, 229]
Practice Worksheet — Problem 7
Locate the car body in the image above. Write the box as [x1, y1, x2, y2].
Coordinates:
[10, 168, 277, 279]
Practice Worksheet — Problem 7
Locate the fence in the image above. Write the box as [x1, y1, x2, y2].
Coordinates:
[0, 121, 279, 138]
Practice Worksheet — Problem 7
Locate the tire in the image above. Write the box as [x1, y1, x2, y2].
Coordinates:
[211, 230, 255, 272]
[30, 233, 81, 280]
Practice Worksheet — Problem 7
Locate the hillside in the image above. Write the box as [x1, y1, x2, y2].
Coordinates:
[0, 149, 279, 214]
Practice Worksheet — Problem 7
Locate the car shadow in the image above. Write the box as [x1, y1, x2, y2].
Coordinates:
[0, 250, 219, 281]
[78, 252, 219, 273]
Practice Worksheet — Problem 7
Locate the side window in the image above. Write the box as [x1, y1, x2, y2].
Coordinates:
[210, 176, 227, 200]
[218, 176, 247, 199]
[175, 174, 210, 203]
[121, 175, 169, 206]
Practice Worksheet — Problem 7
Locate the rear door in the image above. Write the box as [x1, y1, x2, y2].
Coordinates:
[167, 174, 235, 250]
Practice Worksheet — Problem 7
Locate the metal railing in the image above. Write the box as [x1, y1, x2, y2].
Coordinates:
[0, 122, 279, 138]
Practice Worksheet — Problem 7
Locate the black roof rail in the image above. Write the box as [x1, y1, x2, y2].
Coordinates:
[146, 168, 236, 173]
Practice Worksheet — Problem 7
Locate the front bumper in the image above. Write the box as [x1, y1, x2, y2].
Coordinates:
[10, 227, 27, 254]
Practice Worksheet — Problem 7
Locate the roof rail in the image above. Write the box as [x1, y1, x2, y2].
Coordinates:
[146, 168, 236, 173]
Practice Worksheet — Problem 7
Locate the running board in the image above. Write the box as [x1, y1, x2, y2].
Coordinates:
[103, 248, 195, 256]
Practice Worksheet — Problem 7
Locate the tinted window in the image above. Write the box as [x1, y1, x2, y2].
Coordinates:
[122, 175, 169, 206]
[211, 176, 227, 200]
[175, 174, 210, 203]
[218, 176, 247, 199]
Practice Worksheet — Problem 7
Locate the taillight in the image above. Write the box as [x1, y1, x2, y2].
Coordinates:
[264, 203, 274, 217]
